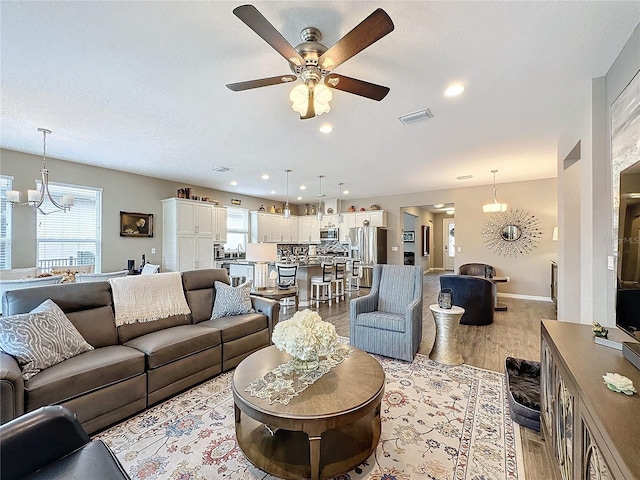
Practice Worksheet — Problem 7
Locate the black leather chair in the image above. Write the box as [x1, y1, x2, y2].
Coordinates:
[439, 275, 494, 325]
[0, 405, 130, 480]
[458, 263, 495, 277]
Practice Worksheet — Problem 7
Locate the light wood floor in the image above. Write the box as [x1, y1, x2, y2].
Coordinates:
[280, 270, 556, 480]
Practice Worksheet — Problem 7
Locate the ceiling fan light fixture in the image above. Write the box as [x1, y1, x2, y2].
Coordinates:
[290, 83, 332, 116]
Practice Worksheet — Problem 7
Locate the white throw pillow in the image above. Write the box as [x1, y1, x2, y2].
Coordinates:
[210, 280, 254, 319]
[0, 299, 94, 380]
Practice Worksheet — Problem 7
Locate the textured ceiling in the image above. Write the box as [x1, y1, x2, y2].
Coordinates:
[1, 1, 638, 204]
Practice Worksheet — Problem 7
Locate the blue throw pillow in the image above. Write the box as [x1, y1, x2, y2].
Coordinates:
[210, 280, 254, 319]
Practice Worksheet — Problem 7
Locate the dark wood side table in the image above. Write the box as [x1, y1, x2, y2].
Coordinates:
[232, 346, 385, 480]
[250, 287, 298, 310]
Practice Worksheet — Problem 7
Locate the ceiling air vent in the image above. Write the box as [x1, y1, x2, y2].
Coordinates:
[212, 166, 232, 173]
[456, 175, 473, 181]
[397, 109, 433, 125]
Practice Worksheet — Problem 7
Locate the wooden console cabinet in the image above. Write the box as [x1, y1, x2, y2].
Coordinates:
[541, 320, 640, 480]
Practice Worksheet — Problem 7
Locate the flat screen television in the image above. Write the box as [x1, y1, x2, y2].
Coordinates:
[616, 161, 640, 341]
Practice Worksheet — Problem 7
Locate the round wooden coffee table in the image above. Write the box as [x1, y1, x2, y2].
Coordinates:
[232, 346, 385, 480]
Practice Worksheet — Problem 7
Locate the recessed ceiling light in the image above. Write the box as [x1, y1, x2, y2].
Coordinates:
[270, 190, 276, 194]
[261, 174, 270, 180]
[433, 203, 444, 208]
[343, 190, 349, 195]
[444, 84, 465, 97]
[299, 185, 306, 190]
[297, 196, 303, 200]
[230, 181, 238, 186]
[446, 209, 455, 215]
[319, 124, 333, 133]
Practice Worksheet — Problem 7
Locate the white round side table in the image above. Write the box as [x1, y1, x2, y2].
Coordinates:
[429, 304, 465, 365]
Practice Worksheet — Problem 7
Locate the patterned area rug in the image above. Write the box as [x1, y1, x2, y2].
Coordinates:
[97, 351, 522, 480]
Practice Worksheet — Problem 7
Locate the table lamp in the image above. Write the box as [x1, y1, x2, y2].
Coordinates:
[246, 243, 277, 289]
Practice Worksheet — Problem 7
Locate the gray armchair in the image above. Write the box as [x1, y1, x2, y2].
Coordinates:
[350, 265, 423, 361]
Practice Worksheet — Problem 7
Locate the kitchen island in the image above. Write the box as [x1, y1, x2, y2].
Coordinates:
[227, 262, 328, 308]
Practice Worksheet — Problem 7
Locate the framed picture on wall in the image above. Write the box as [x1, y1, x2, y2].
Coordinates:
[403, 231, 415, 242]
[422, 225, 430, 256]
[120, 211, 154, 237]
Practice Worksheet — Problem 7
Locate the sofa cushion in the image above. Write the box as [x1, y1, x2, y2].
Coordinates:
[355, 311, 405, 333]
[124, 325, 221, 369]
[25, 345, 145, 412]
[0, 300, 94, 380]
[210, 281, 254, 319]
[117, 314, 191, 344]
[2, 282, 119, 348]
[199, 313, 268, 342]
[182, 269, 231, 323]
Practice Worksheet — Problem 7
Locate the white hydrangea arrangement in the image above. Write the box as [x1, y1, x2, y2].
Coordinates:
[272, 309, 338, 361]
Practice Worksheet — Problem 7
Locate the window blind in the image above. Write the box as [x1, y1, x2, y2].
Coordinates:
[0, 176, 13, 269]
[224, 207, 248, 252]
[36, 182, 103, 272]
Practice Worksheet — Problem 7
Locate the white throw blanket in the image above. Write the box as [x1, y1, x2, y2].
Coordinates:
[109, 272, 191, 327]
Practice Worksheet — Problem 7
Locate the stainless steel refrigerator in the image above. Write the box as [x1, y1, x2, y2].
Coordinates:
[349, 227, 388, 287]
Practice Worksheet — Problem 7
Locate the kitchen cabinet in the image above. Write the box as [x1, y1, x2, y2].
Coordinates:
[353, 210, 387, 227]
[541, 320, 640, 480]
[251, 212, 298, 243]
[214, 207, 227, 243]
[298, 216, 320, 243]
[321, 214, 338, 228]
[162, 198, 224, 272]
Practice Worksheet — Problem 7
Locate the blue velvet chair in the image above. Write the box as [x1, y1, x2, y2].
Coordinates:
[350, 265, 423, 361]
[439, 274, 494, 325]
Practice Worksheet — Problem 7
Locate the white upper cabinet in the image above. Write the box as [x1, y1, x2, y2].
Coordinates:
[213, 207, 227, 242]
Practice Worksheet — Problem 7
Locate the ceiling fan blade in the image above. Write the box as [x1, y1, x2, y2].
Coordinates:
[233, 5, 307, 69]
[226, 75, 297, 91]
[318, 8, 394, 72]
[325, 74, 390, 101]
[300, 87, 315, 120]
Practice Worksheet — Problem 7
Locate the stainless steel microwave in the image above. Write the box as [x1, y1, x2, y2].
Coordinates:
[320, 228, 339, 241]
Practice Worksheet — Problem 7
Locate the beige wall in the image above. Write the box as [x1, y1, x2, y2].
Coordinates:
[349, 177, 558, 299]
[0, 148, 291, 272]
[557, 23, 639, 326]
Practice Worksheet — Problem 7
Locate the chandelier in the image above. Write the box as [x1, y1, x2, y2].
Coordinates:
[482, 170, 507, 213]
[7, 128, 74, 215]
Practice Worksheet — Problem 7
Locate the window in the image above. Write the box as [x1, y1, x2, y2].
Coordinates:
[36, 182, 103, 272]
[225, 207, 248, 253]
[0, 176, 13, 269]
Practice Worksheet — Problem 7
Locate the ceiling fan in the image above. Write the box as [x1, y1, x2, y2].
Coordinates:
[226, 5, 394, 120]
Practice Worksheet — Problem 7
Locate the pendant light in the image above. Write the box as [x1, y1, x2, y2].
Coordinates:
[316, 175, 325, 221]
[283, 169, 292, 219]
[7, 128, 74, 215]
[482, 170, 507, 213]
[337, 182, 344, 223]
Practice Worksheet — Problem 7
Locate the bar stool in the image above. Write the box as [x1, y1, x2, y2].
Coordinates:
[276, 262, 298, 310]
[331, 261, 347, 303]
[310, 261, 333, 308]
[347, 260, 361, 296]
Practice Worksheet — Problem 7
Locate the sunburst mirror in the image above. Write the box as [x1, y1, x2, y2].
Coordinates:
[482, 208, 543, 256]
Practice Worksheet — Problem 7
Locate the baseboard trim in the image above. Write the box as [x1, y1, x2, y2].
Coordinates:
[498, 292, 552, 303]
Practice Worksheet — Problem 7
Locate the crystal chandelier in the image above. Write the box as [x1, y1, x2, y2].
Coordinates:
[7, 128, 74, 215]
[482, 170, 507, 213]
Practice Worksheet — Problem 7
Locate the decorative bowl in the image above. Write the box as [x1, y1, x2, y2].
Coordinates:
[278, 284, 290, 290]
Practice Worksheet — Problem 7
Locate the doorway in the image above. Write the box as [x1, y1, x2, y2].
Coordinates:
[443, 218, 455, 271]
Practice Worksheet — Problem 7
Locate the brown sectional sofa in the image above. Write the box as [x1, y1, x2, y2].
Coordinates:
[0, 269, 279, 434]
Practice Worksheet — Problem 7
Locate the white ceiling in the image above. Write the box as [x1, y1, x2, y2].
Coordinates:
[1, 1, 638, 204]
